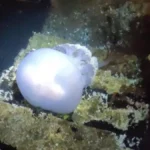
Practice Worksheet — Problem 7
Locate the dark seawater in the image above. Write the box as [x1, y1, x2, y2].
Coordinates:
[0, 0, 50, 149]
[0, 142, 16, 150]
[0, 0, 50, 72]
[132, 16, 150, 150]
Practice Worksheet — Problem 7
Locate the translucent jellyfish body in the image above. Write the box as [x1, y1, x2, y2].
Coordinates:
[16, 44, 98, 114]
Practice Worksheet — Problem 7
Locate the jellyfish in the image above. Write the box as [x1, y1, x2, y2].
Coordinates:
[16, 43, 98, 114]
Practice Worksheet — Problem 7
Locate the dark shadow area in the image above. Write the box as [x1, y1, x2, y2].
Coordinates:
[129, 15, 150, 59]
[85, 119, 147, 150]
[0, 142, 16, 150]
[104, 14, 150, 150]
[0, 0, 50, 72]
[127, 15, 150, 150]
[85, 120, 124, 134]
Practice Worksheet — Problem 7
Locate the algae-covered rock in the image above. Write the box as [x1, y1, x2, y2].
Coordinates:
[92, 70, 140, 94]
[73, 96, 149, 130]
[45, 0, 148, 48]
[0, 100, 121, 150]
[91, 50, 141, 94]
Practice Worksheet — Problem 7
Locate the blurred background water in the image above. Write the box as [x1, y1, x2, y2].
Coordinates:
[0, 0, 50, 72]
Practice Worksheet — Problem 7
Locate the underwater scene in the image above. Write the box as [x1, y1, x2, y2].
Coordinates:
[0, 0, 150, 150]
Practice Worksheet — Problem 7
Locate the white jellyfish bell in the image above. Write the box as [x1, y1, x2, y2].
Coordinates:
[16, 43, 98, 114]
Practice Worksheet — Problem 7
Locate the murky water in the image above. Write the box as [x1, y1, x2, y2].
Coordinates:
[0, 0, 50, 72]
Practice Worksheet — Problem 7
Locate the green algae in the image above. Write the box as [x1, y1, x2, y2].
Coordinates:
[26, 32, 69, 50]
[72, 96, 149, 130]
[91, 50, 141, 94]
[92, 70, 140, 94]
[0, 100, 121, 150]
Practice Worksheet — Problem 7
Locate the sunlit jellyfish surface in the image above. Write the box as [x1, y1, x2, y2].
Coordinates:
[16, 43, 98, 114]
